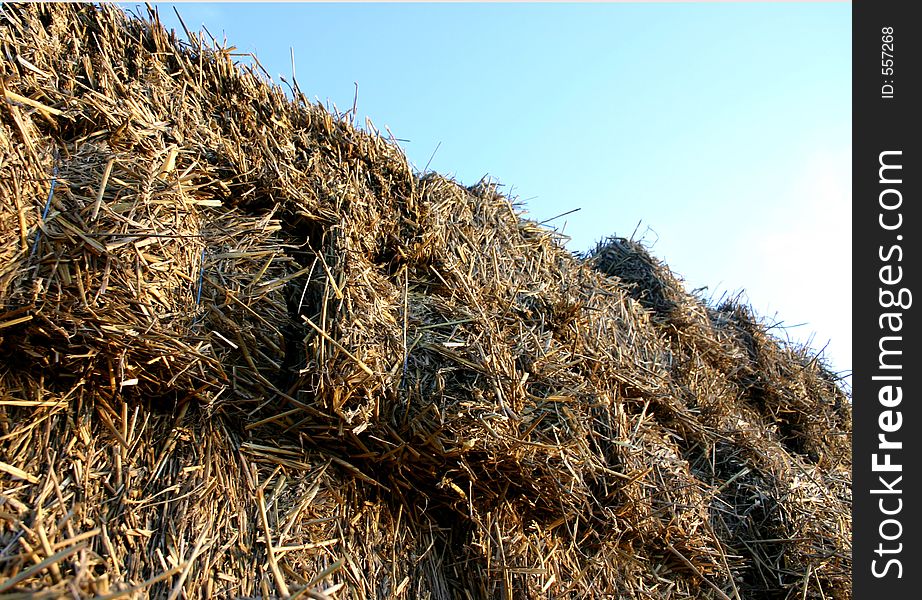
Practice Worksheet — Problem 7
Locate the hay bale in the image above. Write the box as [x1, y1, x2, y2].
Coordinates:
[1, 3, 850, 599]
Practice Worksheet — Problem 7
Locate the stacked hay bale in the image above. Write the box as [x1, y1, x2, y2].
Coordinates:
[590, 238, 852, 598]
[1, 3, 850, 599]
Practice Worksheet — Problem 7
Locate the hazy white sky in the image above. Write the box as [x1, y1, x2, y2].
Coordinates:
[151, 2, 851, 379]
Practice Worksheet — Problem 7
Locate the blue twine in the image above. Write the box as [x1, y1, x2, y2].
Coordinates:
[195, 247, 206, 306]
[31, 151, 59, 257]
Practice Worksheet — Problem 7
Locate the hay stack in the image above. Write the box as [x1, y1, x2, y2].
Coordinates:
[1, 4, 850, 599]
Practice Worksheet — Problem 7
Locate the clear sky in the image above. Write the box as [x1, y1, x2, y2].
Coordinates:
[146, 2, 852, 381]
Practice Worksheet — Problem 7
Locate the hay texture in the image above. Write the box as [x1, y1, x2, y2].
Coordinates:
[1, 4, 851, 599]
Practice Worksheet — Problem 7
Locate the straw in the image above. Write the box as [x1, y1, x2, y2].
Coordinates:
[0, 4, 851, 598]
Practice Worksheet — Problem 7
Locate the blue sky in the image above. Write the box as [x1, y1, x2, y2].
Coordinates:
[146, 2, 851, 379]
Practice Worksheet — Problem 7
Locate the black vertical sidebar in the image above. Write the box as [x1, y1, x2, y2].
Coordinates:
[853, 1, 919, 598]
